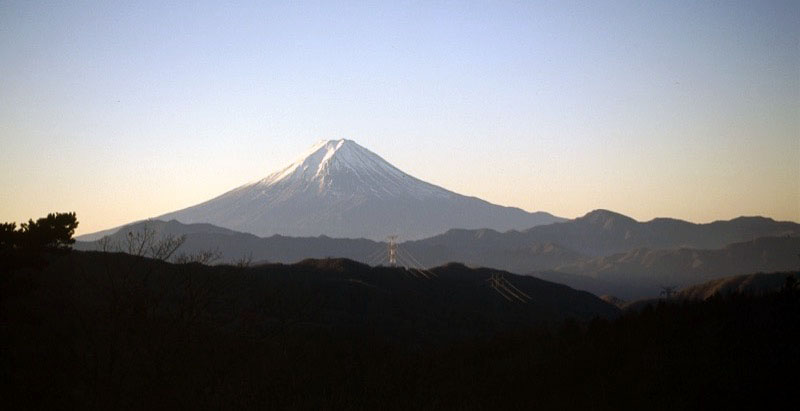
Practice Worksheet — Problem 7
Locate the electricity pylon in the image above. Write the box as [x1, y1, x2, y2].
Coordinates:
[387, 235, 398, 267]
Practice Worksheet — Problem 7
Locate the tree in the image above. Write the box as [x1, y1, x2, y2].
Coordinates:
[106, 222, 186, 261]
[0, 212, 78, 251]
[0, 212, 78, 271]
[0, 222, 18, 251]
[19, 212, 79, 251]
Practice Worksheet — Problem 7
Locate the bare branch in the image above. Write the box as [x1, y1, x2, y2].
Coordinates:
[175, 248, 221, 265]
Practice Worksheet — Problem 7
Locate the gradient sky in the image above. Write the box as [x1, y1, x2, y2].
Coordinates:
[1, 0, 798, 235]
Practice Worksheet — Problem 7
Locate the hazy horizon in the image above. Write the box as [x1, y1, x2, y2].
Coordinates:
[1, 1, 798, 235]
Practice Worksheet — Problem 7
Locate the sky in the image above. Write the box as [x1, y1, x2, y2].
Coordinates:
[1, 0, 798, 235]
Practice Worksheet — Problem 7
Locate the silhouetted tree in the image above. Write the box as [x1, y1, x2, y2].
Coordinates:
[0, 222, 18, 251]
[18, 212, 79, 251]
[174, 248, 221, 265]
[0, 212, 78, 271]
[0, 212, 78, 251]
[101, 222, 186, 261]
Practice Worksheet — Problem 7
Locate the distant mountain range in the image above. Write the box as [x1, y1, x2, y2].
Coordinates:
[76, 219, 382, 263]
[76, 210, 800, 299]
[554, 235, 799, 283]
[408, 209, 800, 259]
[531, 235, 800, 300]
[401, 209, 799, 269]
[140, 139, 560, 240]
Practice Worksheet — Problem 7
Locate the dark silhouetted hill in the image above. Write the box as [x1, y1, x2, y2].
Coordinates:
[9, 250, 617, 342]
[677, 271, 800, 300]
[3, 250, 797, 409]
[622, 271, 800, 311]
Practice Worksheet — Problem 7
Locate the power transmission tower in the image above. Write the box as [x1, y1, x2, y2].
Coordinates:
[387, 235, 398, 267]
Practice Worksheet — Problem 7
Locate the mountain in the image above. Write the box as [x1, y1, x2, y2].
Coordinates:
[411, 209, 800, 260]
[150, 139, 562, 240]
[16, 250, 620, 342]
[556, 235, 800, 283]
[76, 219, 383, 264]
[76, 218, 800, 300]
[7, 251, 799, 410]
[532, 236, 800, 299]
[512, 209, 800, 256]
[77, 219, 583, 270]
[401, 228, 587, 273]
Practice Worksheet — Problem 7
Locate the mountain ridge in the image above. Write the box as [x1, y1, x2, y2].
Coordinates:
[76, 214, 800, 299]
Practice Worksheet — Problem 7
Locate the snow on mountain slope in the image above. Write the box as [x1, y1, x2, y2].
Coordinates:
[156, 139, 562, 240]
[255, 139, 451, 199]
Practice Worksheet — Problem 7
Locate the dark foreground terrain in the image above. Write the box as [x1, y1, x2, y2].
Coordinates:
[2, 251, 798, 410]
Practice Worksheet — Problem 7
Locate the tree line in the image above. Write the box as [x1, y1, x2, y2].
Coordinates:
[1, 212, 78, 270]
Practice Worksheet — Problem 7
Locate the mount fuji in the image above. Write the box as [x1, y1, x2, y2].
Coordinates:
[156, 139, 562, 240]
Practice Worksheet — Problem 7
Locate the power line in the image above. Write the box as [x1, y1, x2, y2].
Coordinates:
[487, 273, 531, 303]
[363, 245, 387, 266]
[397, 247, 437, 278]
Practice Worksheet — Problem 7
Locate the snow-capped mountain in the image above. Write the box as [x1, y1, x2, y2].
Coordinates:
[157, 139, 562, 240]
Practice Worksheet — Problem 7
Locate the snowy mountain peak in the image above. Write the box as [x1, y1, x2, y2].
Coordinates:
[154, 139, 562, 240]
[261, 139, 409, 188]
